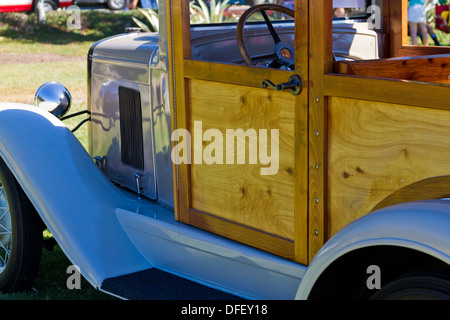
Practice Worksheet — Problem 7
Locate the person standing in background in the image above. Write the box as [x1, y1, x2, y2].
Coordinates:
[408, 0, 429, 45]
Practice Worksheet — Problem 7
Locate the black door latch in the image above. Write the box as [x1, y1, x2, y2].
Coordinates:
[262, 74, 302, 96]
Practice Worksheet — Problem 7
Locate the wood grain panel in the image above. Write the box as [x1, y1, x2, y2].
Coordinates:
[170, 0, 191, 223]
[308, 0, 333, 261]
[188, 79, 296, 241]
[189, 209, 295, 259]
[327, 97, 450, 238]
[293, 0, 310, 265]
[389, 0, 408, 57]
[183, 59, 294, 89]
[397, 46, 450, 57]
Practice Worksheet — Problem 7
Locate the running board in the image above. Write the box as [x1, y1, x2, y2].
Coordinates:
[100, 268, 242, 300]
[113, 205, 306, 300]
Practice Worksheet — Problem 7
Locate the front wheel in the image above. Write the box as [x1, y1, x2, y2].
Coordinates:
[0, 158, 43, 293]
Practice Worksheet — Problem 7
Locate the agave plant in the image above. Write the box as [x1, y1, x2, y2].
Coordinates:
[190, 0, 231, 24]
[132, 0, 231, 32]
[132, 8, 159, 32]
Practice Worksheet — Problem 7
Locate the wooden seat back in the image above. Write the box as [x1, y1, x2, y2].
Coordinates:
[334, 54, 450, 84]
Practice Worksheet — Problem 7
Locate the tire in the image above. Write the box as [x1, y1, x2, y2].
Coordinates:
[34, 0, 57, 13]
[43, 0, 58, 12]
[0, 158, 43, 293]
[370, 271, 450, 300]
[106, 0, 127, 10]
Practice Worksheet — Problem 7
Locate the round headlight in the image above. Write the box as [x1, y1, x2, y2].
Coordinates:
[35, 82, 72, 118]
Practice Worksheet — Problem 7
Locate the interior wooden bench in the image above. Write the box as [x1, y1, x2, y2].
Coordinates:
[334, 54, 450, 84]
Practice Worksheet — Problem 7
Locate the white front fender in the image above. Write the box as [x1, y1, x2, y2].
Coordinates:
[0, 103, 152, 288]
[296, 200, 450, 299]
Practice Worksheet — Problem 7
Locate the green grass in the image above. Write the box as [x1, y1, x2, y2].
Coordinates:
[0, 245, 116, 300]
[435, 30, 450, 46]
[0, 9, 152, 152]
[407, 27, 450, 46]
[0, 59, 90, 145]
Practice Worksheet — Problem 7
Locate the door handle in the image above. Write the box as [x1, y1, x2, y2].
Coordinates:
[262, 74, 302, 96]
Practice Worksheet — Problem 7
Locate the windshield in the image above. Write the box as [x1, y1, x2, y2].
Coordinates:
[189, 0, 370, 25]
[190, 1, 294, 25]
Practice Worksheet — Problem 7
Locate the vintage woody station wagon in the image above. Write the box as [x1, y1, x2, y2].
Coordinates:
[0, 0, 449, 299]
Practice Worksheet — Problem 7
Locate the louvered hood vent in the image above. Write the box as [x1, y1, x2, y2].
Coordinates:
[118, 86, 145, 171]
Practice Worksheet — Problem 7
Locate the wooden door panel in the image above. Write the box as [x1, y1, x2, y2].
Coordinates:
[182, 79, 296, 259]
[327, 96, 450, 238]
[188, 79, 296, 240]
[169, 0, 309, 263]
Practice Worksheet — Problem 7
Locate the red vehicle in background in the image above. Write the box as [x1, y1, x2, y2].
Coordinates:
[0, 0, 72, 13]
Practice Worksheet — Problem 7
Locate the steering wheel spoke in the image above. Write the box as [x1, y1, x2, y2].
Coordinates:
[260, 10, 282, 45]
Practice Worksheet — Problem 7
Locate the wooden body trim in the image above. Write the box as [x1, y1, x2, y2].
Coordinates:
[183, 59, 294, 88]
[166, 0, 450, 266]
[334, 54, 450, 84]
[307, 0, 333, 261]
[189, 209, 295, 259]
[323, 74, 450, 111]
[310, 0, 450, 252]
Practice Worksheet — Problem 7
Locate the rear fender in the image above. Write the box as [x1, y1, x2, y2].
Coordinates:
[296, 200, 450, 299]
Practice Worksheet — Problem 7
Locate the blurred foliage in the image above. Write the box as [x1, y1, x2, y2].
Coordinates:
[190, 0, 231, 24]
[132, 8, 159, 32]
[0, 10, 147, 44]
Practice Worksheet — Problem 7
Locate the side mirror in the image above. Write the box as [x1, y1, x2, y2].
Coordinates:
[35, 82, 72, 118]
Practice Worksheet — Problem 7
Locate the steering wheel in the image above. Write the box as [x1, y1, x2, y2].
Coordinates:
[237, 4, 295, 69]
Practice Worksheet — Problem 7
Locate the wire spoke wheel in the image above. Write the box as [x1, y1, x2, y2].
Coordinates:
[0, 183, 12, 275]
[0, 158, 43, 293]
